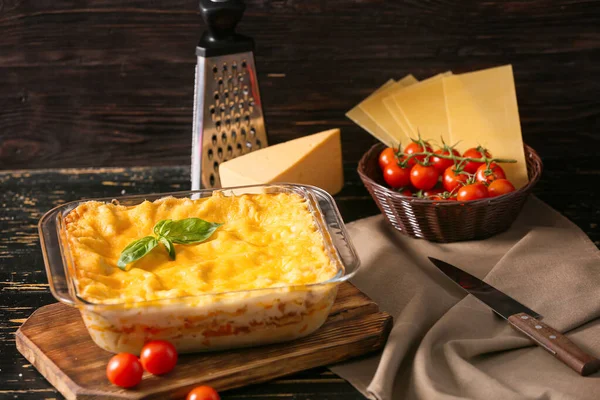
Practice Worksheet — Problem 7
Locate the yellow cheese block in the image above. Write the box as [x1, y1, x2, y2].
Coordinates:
[384, 71, 453, 144]
[346, 80, 397, 147]
[358, 75, 418, 146]
[219, 129, 344, 195]
[443, 65, 529, 189]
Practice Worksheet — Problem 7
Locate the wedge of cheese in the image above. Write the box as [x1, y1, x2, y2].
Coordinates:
[219, 128, 344, 195]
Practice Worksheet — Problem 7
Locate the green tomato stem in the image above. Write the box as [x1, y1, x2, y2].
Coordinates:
[402, 151, 516, 164]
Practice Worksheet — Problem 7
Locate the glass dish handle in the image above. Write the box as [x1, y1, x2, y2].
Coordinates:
[306, 186, 361, 281]
[38, 207, 77, 305]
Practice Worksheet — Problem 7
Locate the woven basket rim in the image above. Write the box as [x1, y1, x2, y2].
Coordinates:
[357, 143, 543, 206]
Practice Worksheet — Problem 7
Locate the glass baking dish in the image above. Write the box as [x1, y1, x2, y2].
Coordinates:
[38, 184, 360, 354]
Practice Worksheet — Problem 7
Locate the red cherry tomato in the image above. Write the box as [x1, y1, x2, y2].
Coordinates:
[378, 147, 399, 170]
[442, 166, 469, 192]
[187, 386, 221, 400]
[398, 188, 413, 196]
[410, 164, 439, 191]
[462, 147, 491, 174]
[475, 162, 506, 184]
[488, 179, 516, 197]
[431, 149, 460, 174]
[457, 183, 489, 201]
[404, 142, 433, 167]
[139, 340, 178, 376]
[383, 164, 411, 188]
[106, 353, 143, 388]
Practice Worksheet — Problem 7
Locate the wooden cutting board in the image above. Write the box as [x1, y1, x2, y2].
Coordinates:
[16, 282, 392, 400]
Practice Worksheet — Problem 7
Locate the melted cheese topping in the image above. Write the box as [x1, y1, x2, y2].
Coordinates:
[64, 193, 338, 304]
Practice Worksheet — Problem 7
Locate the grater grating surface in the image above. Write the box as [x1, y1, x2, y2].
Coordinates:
[191, 1, 268, 190]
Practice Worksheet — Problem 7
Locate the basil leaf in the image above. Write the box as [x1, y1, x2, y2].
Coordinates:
[117, 218, 222, 271]
[117, 236, 158, 271]
[160, 218, 223, 244]
[154, 219, 173, 238]
[158, 236, 175, 260]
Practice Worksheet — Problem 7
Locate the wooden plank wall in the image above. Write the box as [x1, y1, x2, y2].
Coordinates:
[0, 0, 598, 170]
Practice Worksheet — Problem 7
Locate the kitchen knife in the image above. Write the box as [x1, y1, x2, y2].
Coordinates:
[428, 257, 600, 376]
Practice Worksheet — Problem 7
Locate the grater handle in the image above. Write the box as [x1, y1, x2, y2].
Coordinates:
[199, 0, 246, 42]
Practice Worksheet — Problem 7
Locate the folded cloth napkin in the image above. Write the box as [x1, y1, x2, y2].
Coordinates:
[330, 196, 600, 400]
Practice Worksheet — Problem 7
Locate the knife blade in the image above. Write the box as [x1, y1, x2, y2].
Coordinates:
[428, 257, 600, 376]
[429, 257, 542, 320]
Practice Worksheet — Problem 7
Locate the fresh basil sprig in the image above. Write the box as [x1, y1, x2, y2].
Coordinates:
[158, 236, 175, 260]
[153, 218, 223, 244]
[117, 236, 158, 270]
[117, 218, 223, 271]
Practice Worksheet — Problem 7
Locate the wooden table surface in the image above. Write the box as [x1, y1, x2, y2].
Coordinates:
[1, 162, 598, 399]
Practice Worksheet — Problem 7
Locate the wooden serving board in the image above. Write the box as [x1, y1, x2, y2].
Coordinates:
[16, 282, 392, 400]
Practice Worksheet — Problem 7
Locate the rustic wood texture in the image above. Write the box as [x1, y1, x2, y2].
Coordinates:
[15, 283, 392, 400]
[0, 0, 599, 172]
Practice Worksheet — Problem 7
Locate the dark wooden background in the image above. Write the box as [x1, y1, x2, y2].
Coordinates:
[1, 0, 600, 399]
[1, 0, 599, 171]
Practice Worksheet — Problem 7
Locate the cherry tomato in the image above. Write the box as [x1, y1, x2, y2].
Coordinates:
[462, 147, 491, 174]
[488, 179, 516, 197]
[475, 163, 506, 184]
[410, 164, 439, 190]
[106, 353, 143, 388]
[378, 147, 399, 170]
[187, 385, 221, 400]
[404, 141, 433, 167]
[431, 148, 460, 174]
[383, 164, 411, 188]
[398, 188, 413, 196]
[442, 166, 469, 192]
[457, 183, 489, 201]
[139, 340, 178, 375]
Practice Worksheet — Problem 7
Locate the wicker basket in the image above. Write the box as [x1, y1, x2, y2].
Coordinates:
[358, 143, 543, 242]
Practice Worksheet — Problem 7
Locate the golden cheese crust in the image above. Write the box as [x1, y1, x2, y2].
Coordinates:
[64, 192, 337, 304]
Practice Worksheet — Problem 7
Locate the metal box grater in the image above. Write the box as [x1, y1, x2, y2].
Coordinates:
[191, 0, 268, 190]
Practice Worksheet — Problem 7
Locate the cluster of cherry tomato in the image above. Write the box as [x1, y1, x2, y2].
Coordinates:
[378, 139, 517, 201]
[106, 340, 220, 400]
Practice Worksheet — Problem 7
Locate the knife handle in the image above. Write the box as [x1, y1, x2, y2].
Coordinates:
[508, 312, 600, 376]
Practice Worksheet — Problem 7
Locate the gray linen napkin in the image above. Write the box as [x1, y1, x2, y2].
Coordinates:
[330, 196, 600, 400]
